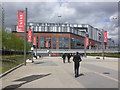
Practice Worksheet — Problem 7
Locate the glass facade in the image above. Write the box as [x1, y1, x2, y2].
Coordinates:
[40, 37, 45, 48]
[52, 37, 56, 49]
[40, 37, 51, 49]
[14, 23, 103, 49]
[36, 36, 39, 48]
[15, 23, 103, 42]
[71, 38, 84, 49]
[45, 37, 51, 49]
[59, 37, 69, 49]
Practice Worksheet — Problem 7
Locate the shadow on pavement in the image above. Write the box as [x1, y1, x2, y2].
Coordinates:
[79, 73, 85, 76]
[2, 73, 51, 90]
[76, 73, 85, 78]
[34, 62, 44, 64]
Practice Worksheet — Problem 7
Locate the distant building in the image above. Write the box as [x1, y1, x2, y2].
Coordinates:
[12, 22, 103, 50]
[0, 4, 4, 31]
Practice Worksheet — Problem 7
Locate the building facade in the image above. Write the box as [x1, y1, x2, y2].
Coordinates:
[12, 22, 102, 50]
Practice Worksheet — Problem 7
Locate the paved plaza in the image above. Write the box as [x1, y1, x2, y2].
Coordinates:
[1, 56, 119, 89]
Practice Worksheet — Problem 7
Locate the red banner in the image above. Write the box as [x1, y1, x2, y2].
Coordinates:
[103, 31, 108, 42]
[28, 29, 32, 42]
[105, 46, 108, 50]
[46, 41, 49, 47]
[33, 36, 36, 45]
[18, 11, 25, 32]
[85, 37, 89, 47]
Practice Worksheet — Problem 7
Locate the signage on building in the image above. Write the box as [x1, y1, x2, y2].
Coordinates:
[103, 31, 108, 42]
[85, 37, 89, 47]
[46, 41, 49, 47]
[18, 11, 25, 32]
[28, 29, 32, 42]
[33, 36, 36, 45]
[105, 46, 108, 50]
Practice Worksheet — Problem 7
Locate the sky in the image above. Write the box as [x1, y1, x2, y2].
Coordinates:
[1, 1, 118, 44]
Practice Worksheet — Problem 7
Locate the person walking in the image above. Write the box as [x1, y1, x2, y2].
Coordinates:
[67, 53, 71, 63]
[62, 53, 66, 63]
[73, 52, 82, 77]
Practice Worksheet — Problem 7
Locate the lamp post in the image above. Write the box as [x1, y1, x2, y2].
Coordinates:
[24, 8, 27, 65]
[102, 30, 105, 60]
[32, 25, 35, 62]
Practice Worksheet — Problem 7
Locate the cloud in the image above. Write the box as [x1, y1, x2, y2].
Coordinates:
[3, 2, 118, 44]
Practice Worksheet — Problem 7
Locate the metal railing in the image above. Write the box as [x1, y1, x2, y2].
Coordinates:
[33, 49, 119, 54]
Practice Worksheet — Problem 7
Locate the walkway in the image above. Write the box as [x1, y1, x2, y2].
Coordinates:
[1, 56, 118, 89]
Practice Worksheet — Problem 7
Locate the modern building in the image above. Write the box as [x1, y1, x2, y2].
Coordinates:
[12, 22, 102, 50]
[0, 4, 4, 31]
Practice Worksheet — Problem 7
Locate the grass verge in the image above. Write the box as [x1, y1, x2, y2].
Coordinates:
[87, 53, 120, 58]
[1, 55, 32, 74]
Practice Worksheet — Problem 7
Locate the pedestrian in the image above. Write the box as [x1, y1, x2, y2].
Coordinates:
[62, 53, 66, 63]
[73, 52, 82, 77]
[67, 53, 71, 63]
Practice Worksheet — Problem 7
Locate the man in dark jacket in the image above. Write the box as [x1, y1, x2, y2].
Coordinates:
[67, 53, 71, 63]
[62, 53, 66, 63]
[73, 52, 82, 77]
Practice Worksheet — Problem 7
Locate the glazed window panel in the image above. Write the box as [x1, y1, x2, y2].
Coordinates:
[59, 37, 69, 49]
[71, 38, 76, 49]
[41, 26, 44, 32]
[45, 37, 51, 48]
[40, 37, 45, 48]
[52, 37, 56, 49]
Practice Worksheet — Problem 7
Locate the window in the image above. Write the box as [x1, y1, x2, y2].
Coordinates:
[71, 38, 84, 49]
[45, 37, 51, 49]
[36, 36, 39, 48]
[52, 37, 56, 49]
[39, 26, 41, 31]
[40, 37, 45, 48]
[59, 37, 69, 49]
[41, 26, 44, 32]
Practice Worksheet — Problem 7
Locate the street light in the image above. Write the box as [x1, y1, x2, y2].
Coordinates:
[101, 29, 105, 60]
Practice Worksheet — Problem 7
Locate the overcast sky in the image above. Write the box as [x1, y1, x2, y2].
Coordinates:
[2, 1, 118, 44]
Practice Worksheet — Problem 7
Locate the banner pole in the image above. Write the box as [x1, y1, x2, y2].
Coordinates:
[24, 8, 27, 65]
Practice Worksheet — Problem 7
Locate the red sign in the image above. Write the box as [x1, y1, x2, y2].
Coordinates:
[85, 37, 89, 47]
[33, 36, 36, 45]
[18, 11, 25, 32]
[105, 46, 108, 50]
[28, 29, 32, 42]
[103, 31, 108, 42]
[46, 41, 49, 47]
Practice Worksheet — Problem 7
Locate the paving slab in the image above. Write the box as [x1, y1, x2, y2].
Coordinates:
[1, 56, 118, 89]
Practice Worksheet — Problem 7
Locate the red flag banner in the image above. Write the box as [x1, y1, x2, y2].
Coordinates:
[33, 36, 36, 45]
[105, 46, 108, 50]
[28, 29, 32, 42]
[85, 37, 89, 47]
[46, 41, 49, 47]
[18, 11, 25, 32]
[103, 31, 108, 42]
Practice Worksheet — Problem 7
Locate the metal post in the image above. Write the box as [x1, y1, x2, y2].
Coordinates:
[24, 8, 27, 65]
[36, 44, 37, 56]
[102, 30, 104, 60]
[84, 45, 86, 57]
[32, 25, 34, 62]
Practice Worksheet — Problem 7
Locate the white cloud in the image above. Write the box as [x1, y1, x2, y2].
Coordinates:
[3, 2, 118, 43]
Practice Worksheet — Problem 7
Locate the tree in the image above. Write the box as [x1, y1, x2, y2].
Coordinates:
[2, 31, 31, 52]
